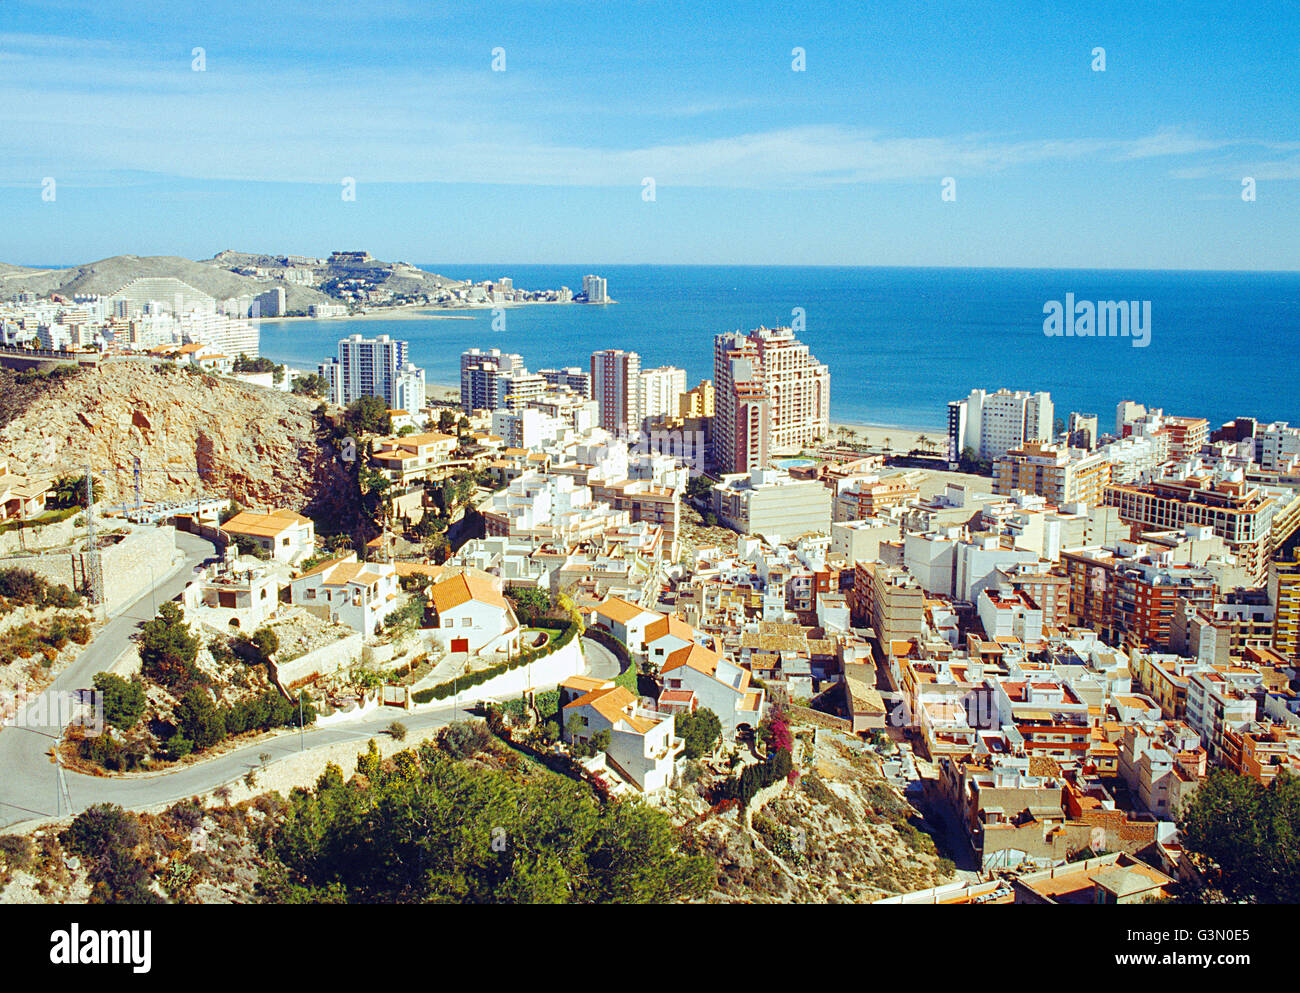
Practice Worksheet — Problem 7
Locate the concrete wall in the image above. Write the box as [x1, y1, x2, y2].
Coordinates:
[100, 527, 180, 615]
[0, 512, 86, 557]
[274, 630, 364, 687]
[412, 636, 584, 709]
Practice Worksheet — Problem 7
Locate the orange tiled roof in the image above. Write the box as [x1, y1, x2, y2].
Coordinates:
[430, 573, 509, 613]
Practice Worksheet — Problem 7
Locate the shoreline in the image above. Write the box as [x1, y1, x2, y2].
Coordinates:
[257, 299, 612, 325]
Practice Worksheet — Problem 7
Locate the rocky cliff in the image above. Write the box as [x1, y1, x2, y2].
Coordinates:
[0, 363, 360, 527]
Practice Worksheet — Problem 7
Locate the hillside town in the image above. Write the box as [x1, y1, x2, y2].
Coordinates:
[0, 282, 1296, 907]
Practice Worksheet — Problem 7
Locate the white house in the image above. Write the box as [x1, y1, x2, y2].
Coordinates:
[428, 572, 521, 659]
[289, 552, 401, 636]
[660, 643, 764, 739]
[589, 595, 662, 658]
[221, 508, 316, 564]
[644, 614, 706, 672]
[561, 679, 682, 792]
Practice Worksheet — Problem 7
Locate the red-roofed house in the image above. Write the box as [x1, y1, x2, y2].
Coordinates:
[563, 680, 682, 791]
[589, 595, 663, 659]
[428, 571, 520, 658]
[661, 642, 764, 738]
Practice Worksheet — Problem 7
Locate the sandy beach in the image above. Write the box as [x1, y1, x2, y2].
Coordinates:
[829, 421, 948, 456]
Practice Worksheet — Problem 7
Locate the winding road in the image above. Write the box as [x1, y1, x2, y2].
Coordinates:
[0, 536, 618, 829]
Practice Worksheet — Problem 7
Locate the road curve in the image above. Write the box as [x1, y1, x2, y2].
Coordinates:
[1, 582, 618, 827]
[0, 530, 217, 827]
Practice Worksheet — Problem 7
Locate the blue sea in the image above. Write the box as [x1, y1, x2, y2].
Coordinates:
[255, 266, 1300, 431]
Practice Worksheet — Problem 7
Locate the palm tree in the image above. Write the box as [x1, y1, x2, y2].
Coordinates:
[883, 436, 893, 452]
[917, 434, 930, 454]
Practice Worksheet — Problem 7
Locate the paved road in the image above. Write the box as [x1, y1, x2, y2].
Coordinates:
[580, 636, 622, 681]
[0, 566, 618, 828]
[0, 531, 219, 827]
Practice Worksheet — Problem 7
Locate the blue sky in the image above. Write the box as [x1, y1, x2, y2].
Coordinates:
[2, 0, 1298, 268]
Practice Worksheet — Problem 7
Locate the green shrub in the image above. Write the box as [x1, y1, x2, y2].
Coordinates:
[92, 673, 146, 731]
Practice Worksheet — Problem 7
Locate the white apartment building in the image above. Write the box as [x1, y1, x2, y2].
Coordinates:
[1096, 433, 1170, 485]
[320, 334, 420, 408]
[460, 348, 524, 411]
[582, 274, 608, 303]
[711, 468, 832, 542]
[1257, 422, 1300, 472]
[1184, 667, 1261, 763]
[903, 529, 1038, 602]
[947, 388, 1054, 462]
[977, 589, 1044, 643]
[491, 408, 569, 449]
[637, 365, 687, 426]
[394, 361, 426, 413]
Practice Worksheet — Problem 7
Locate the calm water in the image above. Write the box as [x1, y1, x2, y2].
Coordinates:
[256, 266, 1300, 430]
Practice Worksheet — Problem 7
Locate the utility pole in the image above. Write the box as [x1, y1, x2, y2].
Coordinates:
[83, 464, 104, 605]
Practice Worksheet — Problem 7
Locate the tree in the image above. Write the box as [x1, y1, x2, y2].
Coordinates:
[233, 534, 269, 559]
[1179, 769, 1300, 903]
[48, 474, 103, 510]
[388, 721, 408, 742]
[261, 741, 711, 903]
[505, 587, 552, 625]
[676, 708, 722, 759]
[437, 410, 457, 433]
[250, 625, 279, 663]
[92, 673, 146, 731]
[685, 475, 714, 501]
[138, 602, 202, 689]
[60, 804, 158, 904]
[344, 395, 392, 437]
[174, 687, 226, 751]
[292, 372, 328, 398]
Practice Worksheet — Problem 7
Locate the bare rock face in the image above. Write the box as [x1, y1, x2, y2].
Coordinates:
[0, 363, 358, 524]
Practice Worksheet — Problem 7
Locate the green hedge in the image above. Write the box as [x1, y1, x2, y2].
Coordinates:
[413, 612, 583, 705]
[584, 626, 638, 693]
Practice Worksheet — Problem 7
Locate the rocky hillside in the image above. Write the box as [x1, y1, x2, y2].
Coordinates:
[0, 363, 359, 527]
[664, 734, 957, 903]
[0, 255, 332, 312]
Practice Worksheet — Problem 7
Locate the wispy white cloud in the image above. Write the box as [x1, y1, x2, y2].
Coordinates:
[0, 33, 1294, 190]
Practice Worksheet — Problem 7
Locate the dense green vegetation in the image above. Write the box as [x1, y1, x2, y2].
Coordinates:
[675, 709, 722, 759]
[48, 474, 103, 510]
[92, 673, 146, 731]
[0, 567, 81, 610]
[260, 739, 712, 903]
[61, 804, 160, 904]
[291, 372, 328, 397]
[14, 363, 80, 385]
[344, 395, 392, 437]
[504, 586, 551, 625]
[1179, 769, 1300, 903]
[164, 687, 316, 760]
[138, 602, 203, 690]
